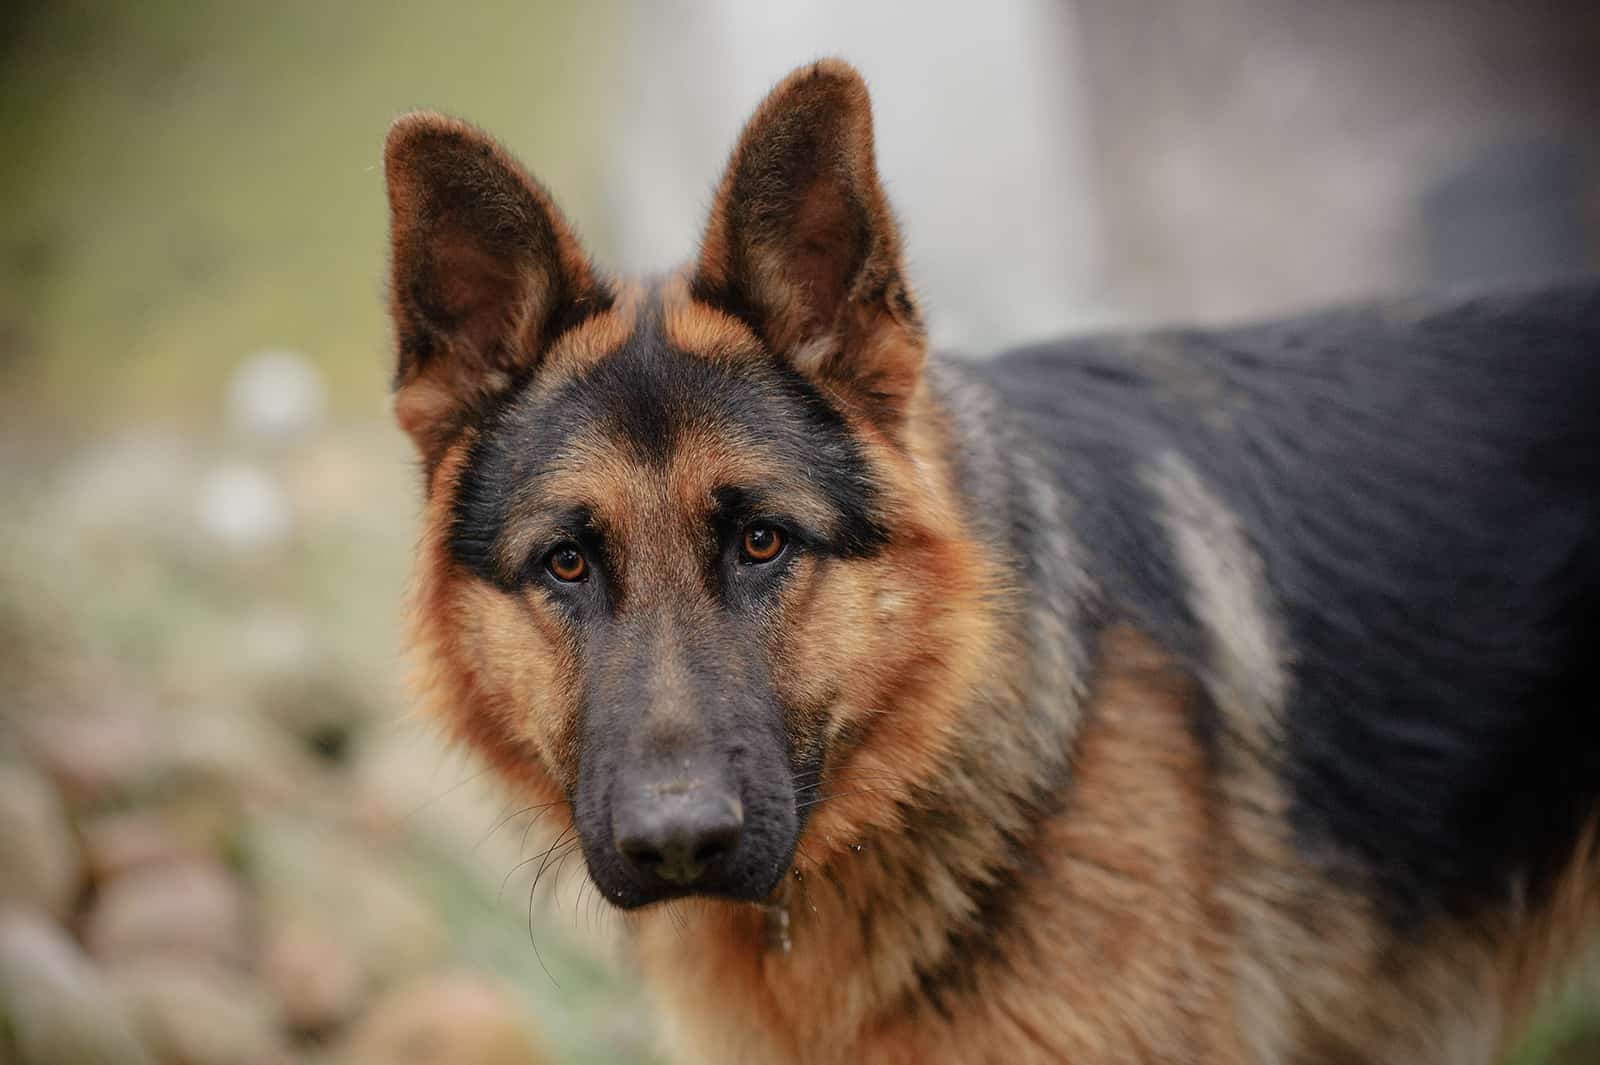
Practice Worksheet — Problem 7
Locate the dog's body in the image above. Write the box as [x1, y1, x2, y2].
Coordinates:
[384, 62, 1600, 1064]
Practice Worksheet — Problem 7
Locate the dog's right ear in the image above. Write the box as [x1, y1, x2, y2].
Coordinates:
[384, 113, 606, 464]
[692, 61, 923, 432]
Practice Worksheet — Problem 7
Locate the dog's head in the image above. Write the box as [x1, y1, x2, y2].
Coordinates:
[385, 61, 997, 910]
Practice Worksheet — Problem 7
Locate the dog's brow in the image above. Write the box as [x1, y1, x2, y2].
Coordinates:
[490, 499, 595, 577]
[711, 481, 838, 536]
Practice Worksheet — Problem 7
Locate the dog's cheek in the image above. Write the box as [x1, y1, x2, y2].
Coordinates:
[772, 557, 883, 699]
[765, 550, 926, 780]
[773, 534, 996, 861]
[450, 581, 584, 793]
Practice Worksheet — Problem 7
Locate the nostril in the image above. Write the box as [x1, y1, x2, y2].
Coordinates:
[614, 798, 743, 886]
[692, 823, 739, 867]
[692, 838, 726, 866]
[618, 839, 666, 871]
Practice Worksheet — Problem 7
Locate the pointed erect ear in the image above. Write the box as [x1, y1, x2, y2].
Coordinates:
[384, 113, 607, 463]
[694, 60, 925, 428]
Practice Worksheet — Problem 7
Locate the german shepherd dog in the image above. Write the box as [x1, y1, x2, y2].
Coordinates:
[383, 61, 1599, 1064]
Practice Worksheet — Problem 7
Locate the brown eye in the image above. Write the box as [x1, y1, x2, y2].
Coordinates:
[545, 543, 588, 582]
[740, 524, 785, 564]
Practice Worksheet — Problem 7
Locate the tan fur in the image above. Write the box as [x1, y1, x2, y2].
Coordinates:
[633, 627, 1241, 1065]
[1213, 813, 1600, 1065]
[539, 279, 643, 383]
[660, 272, 765, 366]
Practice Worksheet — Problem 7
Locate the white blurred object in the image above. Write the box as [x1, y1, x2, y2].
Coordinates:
[606, 1, 1111, 352]
[226, 350, 328, 445]
[51, 433, 196, 538]
[196, 464, 293, 553]
[238, 609, 318, 680]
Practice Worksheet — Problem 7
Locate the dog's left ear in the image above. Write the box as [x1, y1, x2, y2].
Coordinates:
[694, 60, 924, 428]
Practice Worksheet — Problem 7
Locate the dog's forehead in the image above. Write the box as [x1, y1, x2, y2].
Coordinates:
[521, 289, 820, 477]
[448, 280, 887, 585]
[534, 274, 762, 391]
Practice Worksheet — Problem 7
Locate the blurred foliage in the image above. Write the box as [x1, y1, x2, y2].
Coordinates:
[0, 0, 621, 432]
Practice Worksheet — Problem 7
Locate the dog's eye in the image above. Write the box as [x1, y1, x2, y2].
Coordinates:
[740, 524, 786, 564]
[545, 543, 588, 582]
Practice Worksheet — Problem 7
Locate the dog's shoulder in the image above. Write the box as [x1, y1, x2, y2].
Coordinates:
[951, 282, 1600, 918]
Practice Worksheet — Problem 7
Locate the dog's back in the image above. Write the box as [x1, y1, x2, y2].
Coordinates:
[933, 284, 1600, 1060]
[970, 283, 1600, 920]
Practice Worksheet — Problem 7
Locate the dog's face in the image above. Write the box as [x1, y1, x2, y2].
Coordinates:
[385, 62, 995, 910]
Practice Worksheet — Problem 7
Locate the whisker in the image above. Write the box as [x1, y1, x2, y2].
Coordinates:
[521, 824, 583, 990]
[528, 827, 578, 902]
[517, 802, 570, 859]
[475, 797, 568, 854]
[551, 847, 579, 909]
[406, 763, 494, 819]
[792, 769, 905, 797]
[498, 853, 544, 904]
[795, 785, 909, 812]
[496, 817, 578, 902]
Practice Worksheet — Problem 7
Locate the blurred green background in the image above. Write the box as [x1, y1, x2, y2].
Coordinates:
[0, 0, 624, 428]
[0, 2, 1596, 1064]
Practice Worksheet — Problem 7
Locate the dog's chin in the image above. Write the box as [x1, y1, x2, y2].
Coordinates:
[595, 878, 778, 912]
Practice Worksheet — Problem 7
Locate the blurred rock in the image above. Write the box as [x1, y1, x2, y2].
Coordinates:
[164, 706, 318, 805]
[195, 463, 293, 554]
[0, 763, 82, 919]
[1546, 1027, 1600, 1065]
[258, 681, 370, 772]
[226, 349, 328, 445]
[237, 609, 319, 682]
[229, 611, 370, 764]
[84, 858, 250, 967]
[23, 698, 310, 817]
[352, 729, 508, 853]
[333, 972, 549, 1065]
[247, 815, 445, 993]
[49, 432, 197, 542]
[20, 702, 160, 806]
[80, 809, 208, 884]
[261, 913, 367, 1035]
[0, 906, 155, 1065]
[108, 956, 289, 1065]
[281, 434, 378, 524]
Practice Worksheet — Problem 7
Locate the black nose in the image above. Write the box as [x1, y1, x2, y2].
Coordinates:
[613, 787, 744, 885]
